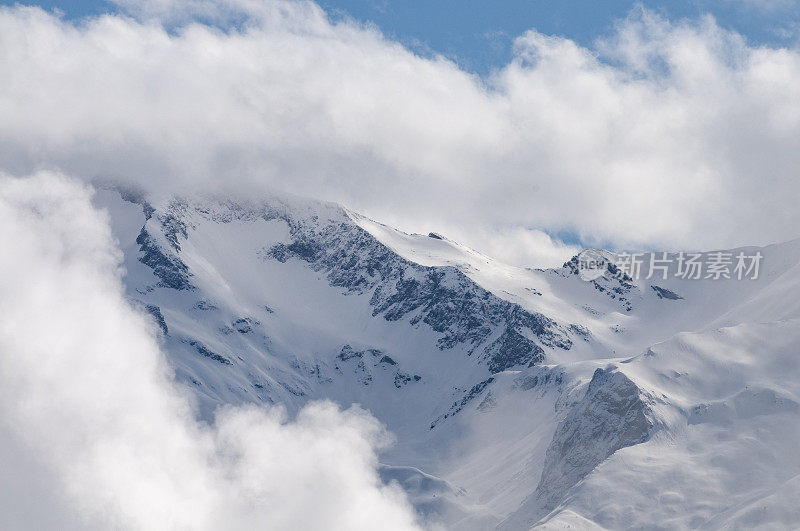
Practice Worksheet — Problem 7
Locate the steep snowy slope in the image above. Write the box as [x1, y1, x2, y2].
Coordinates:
[356, 213, 800, 354]
[357, 217, 800, 528]
[94, 186, 800, 529]
[503, 319, 800, 529]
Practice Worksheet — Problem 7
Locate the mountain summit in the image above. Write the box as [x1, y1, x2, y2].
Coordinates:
[94, 187, 800, 529]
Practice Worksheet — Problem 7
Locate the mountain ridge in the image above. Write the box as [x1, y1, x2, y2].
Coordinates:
[94, 185, 800, 529]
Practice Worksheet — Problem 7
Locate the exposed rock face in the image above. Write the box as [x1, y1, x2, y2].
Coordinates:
[652, 285, 683, 300]
[264, 206, 574, 373]
[560, 255, 635, 311]
[334, 345, 421, 389]
[144, 304, 169, 336]
[502, 368, 654, 528]
[187, 340, 233, 366]
[128, 192, 580, 375]
[483, 328, 544, 374]
[136, 226, 193, 290]
[430, 377, 495, 429]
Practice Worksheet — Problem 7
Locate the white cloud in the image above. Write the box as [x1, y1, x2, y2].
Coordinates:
[0, 172, 419, 530]
[443, 225, 581, 270]
[0, 2, 799, 266]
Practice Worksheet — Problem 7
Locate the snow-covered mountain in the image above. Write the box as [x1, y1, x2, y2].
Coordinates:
[94, 187, 800, 529]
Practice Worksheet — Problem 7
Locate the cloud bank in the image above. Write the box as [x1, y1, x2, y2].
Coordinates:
[0, 172, 419, 530]
[1, 1, 799, 265]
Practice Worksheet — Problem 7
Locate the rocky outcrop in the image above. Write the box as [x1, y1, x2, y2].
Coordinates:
[502, 367, 655, 528]
[136, 226, 193, 290]
[126, 194, 581, 373]
[264, 207, 575, 373]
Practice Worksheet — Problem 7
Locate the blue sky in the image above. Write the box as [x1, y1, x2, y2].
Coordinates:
[5, 0, 800, 74]
[3, 0, 800, 259]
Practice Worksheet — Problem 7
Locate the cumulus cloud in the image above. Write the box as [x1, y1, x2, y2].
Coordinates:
[0, 1, 799, 266]
[0, 172, 419, 530]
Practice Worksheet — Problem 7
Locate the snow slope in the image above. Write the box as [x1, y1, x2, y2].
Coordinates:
[94, 186, 800, 529]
